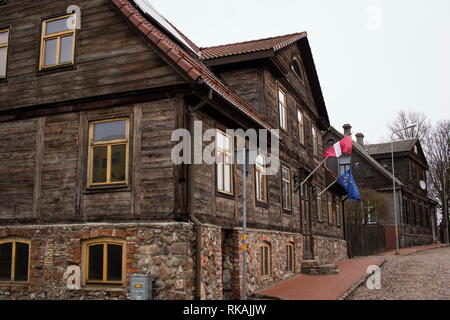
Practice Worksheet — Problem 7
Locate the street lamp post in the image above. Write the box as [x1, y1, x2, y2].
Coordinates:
[391, 124, 417, 255]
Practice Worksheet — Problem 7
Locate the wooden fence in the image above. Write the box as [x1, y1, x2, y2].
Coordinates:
[346, 224, 387, 257]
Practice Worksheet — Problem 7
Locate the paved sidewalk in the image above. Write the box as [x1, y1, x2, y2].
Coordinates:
[259, 256, 385, 300]
[259, 243, 449, 300]
[381, 242, 448, 256]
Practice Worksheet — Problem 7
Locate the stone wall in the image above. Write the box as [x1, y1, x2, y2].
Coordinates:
[313, 235, 348, 265]
[223, 228, 303, 297]
[200, 225, 223, 300]
[0, 222, 195, 300]
[401, 234, 433, 248]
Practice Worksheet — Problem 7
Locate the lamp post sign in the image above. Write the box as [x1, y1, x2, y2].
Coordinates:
[235, 148, 257, 300]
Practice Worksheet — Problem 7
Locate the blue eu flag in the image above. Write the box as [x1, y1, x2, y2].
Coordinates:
[337, 169, 361, 202]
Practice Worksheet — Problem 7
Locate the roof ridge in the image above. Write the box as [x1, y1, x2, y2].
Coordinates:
[200, 31, 307, 50]
[366, 138, 418, 146]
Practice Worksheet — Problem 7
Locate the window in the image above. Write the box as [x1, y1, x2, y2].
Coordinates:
[338, 156, 352, 176]
[312, 126, 318, 157]
[88, 119, 129, 187]
[365, 203, 377, 224]
[0, 239, 30, 283]
[260, 243, 271, 276]
[316, 187, 322, 222]
[365, 167, 375, 178]
[216, 130, 234, 195]
[278, 88, 288, 131]
[0, 29, 9, 78]
[414, 145, 418, 154]
[328, 192, 333, 225]
[255, 154, 268, 203]
[297, 109, 304, 145]
[291, 59, 303, 81]
[402, 199, 409, 225]
[281, 166, 292, 211]
[418, 205, 423, 225]
[336, 197, 342, 227]
[286, 244, 294, 272]
[411, 203, 416, 225]
[301, 184, 309, 226]
[40, 14, 76, 70]
[83, 238, 125, 285]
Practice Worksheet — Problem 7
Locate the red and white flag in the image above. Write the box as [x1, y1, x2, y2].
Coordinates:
[323, 135, 352, 158]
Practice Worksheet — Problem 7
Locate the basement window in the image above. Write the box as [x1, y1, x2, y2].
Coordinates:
[286, 243, 294, 272]
[260, 243, 271, 277]
[83, 238, 125, 286]
[39, 14, 76, 70]
[0, 29, 9, 78]
[0, 239, 30, 283]
[88, 119, 129, 187]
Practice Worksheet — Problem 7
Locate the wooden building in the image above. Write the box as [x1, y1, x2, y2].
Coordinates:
[324, 125, 438, 251]
[0, 0, 347, 300]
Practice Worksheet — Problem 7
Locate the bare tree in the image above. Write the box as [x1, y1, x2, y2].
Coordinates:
[424, 120, 450, 231]
[388, 110, 431, 141]
[345, 189, 389, 225]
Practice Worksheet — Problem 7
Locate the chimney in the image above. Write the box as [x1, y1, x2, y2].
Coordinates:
[356, 133, 365, 146]
[343, 124, 352, 136]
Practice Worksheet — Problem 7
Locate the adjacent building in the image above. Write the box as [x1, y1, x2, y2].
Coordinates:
[324, 125, 438, 251]
[0, 0, 348, 300]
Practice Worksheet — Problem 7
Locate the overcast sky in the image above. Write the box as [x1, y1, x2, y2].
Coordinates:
[150, 0, 449, 143]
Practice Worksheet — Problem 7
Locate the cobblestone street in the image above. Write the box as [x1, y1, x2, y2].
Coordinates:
[347, 246, 450, 300]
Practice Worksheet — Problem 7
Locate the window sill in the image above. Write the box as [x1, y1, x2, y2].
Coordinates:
[84, 184, 131, 194]
[216, 191, 235, 200]
[255, 201, 269, 209]
[82, 285, 126, 291]
[0, 282, 29, 286]
[37, 63, 76, 75]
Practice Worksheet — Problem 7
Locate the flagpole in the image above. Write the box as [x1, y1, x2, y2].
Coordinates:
[295, 157, 329, 194]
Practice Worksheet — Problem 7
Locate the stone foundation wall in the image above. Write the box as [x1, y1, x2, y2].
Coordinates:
[401, 234, 433, 248]
[313, 236, 348, 265]
[0, 223, 195, 300]
[200, 225, 223, 300]
[241, 230, 303, 293]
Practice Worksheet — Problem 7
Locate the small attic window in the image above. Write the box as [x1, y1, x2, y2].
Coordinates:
[414, 145, 418, 154]
[291, 58, 303, 81]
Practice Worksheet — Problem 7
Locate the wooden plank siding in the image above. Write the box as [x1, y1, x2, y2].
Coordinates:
[0, 0, 186, 112]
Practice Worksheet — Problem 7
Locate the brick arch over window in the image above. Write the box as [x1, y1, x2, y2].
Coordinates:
[0, 229, 33, 239]
[79, 229, 127, 240]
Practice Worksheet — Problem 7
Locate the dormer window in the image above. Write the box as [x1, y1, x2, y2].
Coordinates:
[291, 58, 303, 81]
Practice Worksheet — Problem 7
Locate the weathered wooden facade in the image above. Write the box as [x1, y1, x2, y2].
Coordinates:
[0, 0, 347, 300]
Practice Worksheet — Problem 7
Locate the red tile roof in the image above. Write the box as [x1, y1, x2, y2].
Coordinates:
[112, 0, 271, 130]
[200, 32, 307, 60]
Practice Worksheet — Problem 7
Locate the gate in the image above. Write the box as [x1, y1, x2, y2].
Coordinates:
[346, 224, 386, 257]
